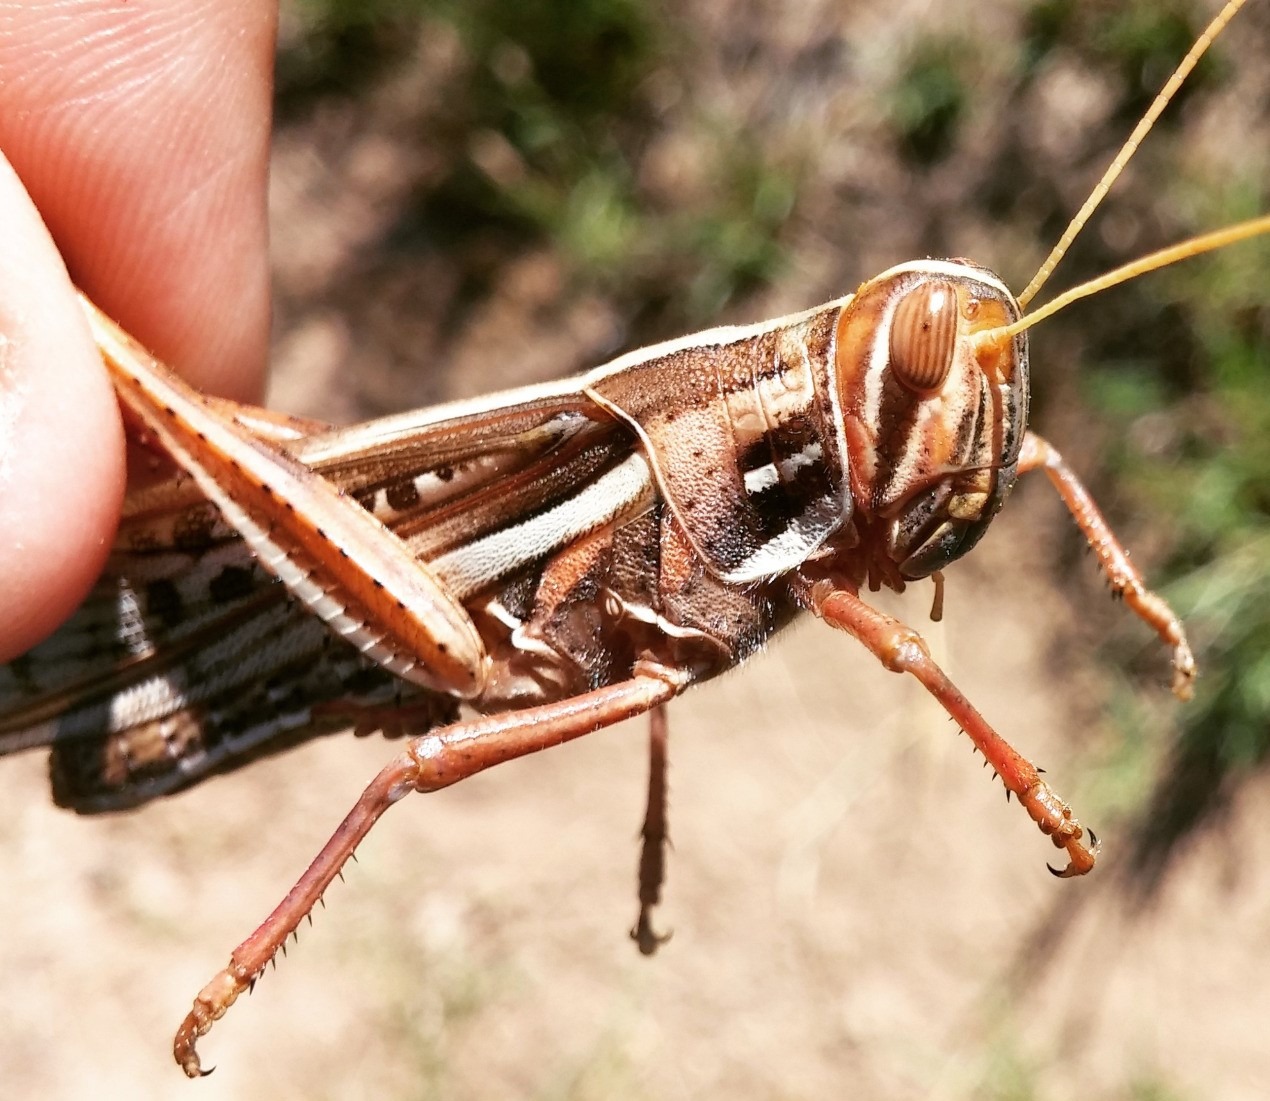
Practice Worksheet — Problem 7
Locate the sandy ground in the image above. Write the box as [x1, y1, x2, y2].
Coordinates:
[6, 524, 1270, 1100]
[4, 1, 1270, 1097]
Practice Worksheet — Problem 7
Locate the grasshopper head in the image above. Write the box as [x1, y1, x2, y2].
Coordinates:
[833, 259, 1029, 580]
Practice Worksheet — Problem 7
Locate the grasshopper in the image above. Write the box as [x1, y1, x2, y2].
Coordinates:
[1, 0, 1266, 1078]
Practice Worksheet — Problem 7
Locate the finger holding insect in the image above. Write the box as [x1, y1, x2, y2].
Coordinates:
[1, 0, 1266, 1078]
[0, 0, 276, 400]
[0, 0, 274, 661]
[0, 154, 125, 663]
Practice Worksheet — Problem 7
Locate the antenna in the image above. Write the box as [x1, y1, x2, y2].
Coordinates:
[977, 214, 1270, 350]
[1017, 0, 1247, 310]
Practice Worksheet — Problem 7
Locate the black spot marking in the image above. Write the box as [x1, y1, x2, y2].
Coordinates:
[209, 565, 256, 604]
[172, 507, 217, 551]
[736, 416, 837, 542]
[496, 569, 540, 620]
[145, 578, 184, 627]
[385, 479, 421, 511]
[737, 438, 770, 475]
[435, 465, 455, 483]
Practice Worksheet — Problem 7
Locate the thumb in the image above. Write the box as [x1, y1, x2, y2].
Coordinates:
[0, 156, 126, 662]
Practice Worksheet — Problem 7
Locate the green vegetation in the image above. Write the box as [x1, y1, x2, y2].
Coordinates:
[1011, 0, 1270, 894]
[276, 0, 797, 336]
[889, 38, 972, 167]
[1021, 0, 1226, 114]
[1086, 184, 1270, 893]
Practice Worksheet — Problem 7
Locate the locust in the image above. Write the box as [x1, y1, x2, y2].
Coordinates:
[1, 0, 1266, 1079]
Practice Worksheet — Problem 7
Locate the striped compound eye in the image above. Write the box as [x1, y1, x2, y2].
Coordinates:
[888, 278, 959, 393]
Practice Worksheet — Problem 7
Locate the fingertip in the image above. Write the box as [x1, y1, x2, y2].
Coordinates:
[0, 0, 278, 402]
[0, 156, 126, 662]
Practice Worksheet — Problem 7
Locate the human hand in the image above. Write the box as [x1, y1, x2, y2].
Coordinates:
[0, 0, 277, 660]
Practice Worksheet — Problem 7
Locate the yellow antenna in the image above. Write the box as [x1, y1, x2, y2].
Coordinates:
[1017, 0, 1247, 310]
[976, 214, 1270, 351]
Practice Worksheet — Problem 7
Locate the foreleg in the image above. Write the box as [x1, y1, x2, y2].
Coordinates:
[794, 577, 1098, 880]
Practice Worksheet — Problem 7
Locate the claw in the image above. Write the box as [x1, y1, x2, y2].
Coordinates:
[630, 911, 674, 956]
[175, 970, 248, 1078]
[1171, 649, 1197, 702]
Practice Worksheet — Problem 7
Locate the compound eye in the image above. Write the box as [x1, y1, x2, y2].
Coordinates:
[889, 279, 959, 393]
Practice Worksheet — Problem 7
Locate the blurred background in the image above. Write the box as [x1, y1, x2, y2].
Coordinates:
[4, 0, 1269, 1097]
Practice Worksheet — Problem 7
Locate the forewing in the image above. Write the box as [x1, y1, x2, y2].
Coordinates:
[0, 384, 619, 810]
